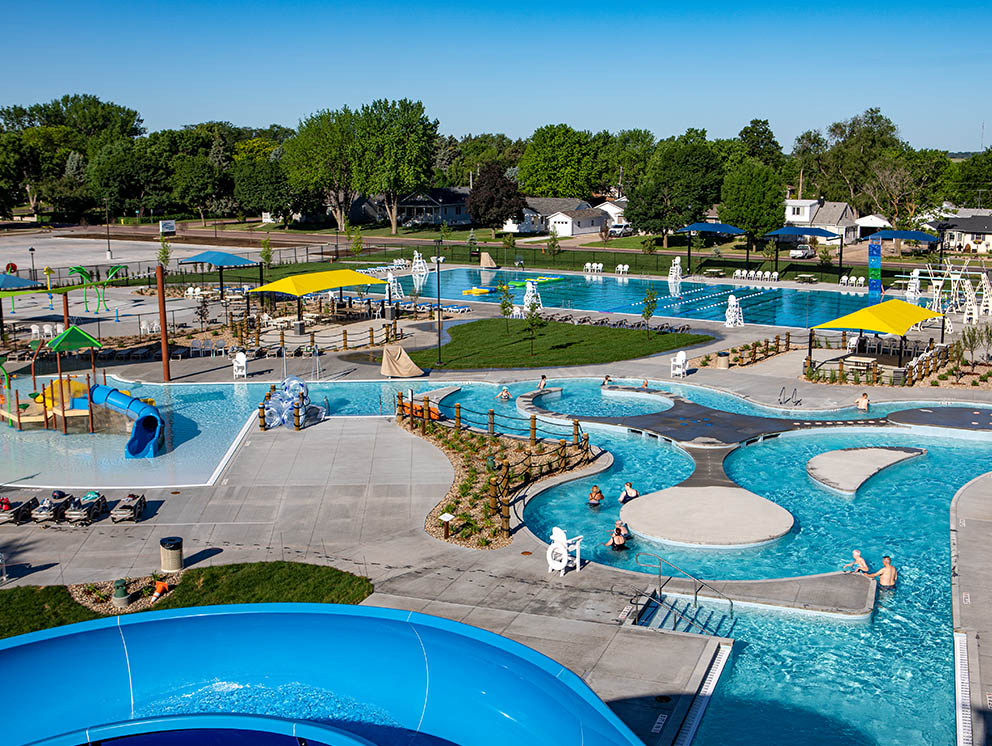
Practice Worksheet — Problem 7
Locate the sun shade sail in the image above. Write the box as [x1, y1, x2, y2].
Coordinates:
[178, 251, 257, 267]
[0, 274, 41, 290]
[248, 269, 386, 296]
[47, 325, 102, 351]
[868, 230, 939, 243]
[676, 222, 745, 235]
[765, 226, 840, 239]
[812, 299, 942, 336]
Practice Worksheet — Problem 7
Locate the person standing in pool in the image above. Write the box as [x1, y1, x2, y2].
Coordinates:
[588, 485, 604, 506]
[538, 375, 547, 390]
[856, 393, 870, 412]
[496, 387, 511, 400]
[604, 527, 627, 551]
[601, 375, 612, 387]
[614, 519, 628, 537]
[867, 556, 897, 589]
[842, 550, 870, 574]
[618, 482, 639, 504]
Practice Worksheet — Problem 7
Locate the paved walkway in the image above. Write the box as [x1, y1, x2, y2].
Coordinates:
[950, 473, 992, 746]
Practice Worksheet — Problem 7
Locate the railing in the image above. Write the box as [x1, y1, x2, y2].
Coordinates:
[635, 551, 734, 617]
[629, 589, 715, 634]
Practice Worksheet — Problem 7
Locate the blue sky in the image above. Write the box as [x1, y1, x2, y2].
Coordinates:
[4, 0, 990, 151]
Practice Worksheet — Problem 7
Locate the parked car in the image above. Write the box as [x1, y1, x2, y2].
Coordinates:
[608, 222, 633, 237]
[789, 244, 815, 259]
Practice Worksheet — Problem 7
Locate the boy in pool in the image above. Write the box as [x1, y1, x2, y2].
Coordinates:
[842, 549, 870, 574]
[601, 375, 612, 387]
[538, 375, 547, 390]
[867, 556, 898, 589]
[856, 392, 870, 412]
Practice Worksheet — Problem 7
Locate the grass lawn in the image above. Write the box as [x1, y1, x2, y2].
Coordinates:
[408, 318, 711, 370]
[0, 562, 373, 641]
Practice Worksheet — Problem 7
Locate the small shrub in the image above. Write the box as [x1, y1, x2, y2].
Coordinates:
[477, 537, 491, 547]
[938, 373, 948, 381]
[972, 379, 980, 386]
[700, 355, 711, 367]
[829, 370, 837, 384]
[931, 380, 939, 386]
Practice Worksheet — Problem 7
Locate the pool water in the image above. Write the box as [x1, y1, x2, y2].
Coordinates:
[523, 425, 988, 745]
[395, 268, 911, 327]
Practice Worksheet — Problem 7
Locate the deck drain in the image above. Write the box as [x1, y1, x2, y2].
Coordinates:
[520, 551, 532, 556]
[654, 695, 671, 703]
[170, 491, 181, 494]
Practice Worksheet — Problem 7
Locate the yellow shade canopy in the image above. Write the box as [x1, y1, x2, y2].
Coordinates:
[812, 299, 942, 336]
[248, 269, 386, 297]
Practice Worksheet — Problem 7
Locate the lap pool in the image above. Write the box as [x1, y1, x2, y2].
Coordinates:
[395, 268, 913, 327]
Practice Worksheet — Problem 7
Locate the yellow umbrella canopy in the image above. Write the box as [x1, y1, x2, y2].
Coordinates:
[811, 299, 941, 336]
[248, 269, 386, 296]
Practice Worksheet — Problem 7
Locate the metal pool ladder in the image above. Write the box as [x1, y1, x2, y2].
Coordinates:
[636, 551, 734, 617]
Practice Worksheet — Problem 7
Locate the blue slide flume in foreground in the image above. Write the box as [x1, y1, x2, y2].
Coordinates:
[89, 384, 164, 458]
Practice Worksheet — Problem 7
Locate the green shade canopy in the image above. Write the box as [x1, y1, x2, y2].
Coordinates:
[47, 325, 102, 352]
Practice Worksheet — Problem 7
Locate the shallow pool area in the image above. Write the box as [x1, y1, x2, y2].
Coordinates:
[395, 268, 919, 327]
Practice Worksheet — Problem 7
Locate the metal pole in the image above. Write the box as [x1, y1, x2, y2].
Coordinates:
[62, 293, 69, 330]
[436, 258, 442, 365]
[155, 265, 171, 382]
[837, 235, 844, 281]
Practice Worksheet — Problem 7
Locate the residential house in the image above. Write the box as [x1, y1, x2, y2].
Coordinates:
[854, 214, 892, 240]
[595, 199, 628, 226]
[704, 205, 721, 224]
[371, 187, 471, 226]
[503, 197, 591, 233]
[932, 215, 992, 253]
[785, 198, 857, 244]
[546, 208, 608, 237]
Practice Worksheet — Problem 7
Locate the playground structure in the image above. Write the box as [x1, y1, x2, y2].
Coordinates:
[259, 375, 325, 430]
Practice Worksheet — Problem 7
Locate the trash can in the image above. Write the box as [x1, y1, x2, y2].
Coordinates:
[292, 320, 306, 336]
[717, 351, 730, 369]
[159, 536, 184, 573]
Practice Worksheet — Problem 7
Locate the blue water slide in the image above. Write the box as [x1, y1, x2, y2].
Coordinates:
[89, 384, 164, 458]
[0, 604, 642, 746]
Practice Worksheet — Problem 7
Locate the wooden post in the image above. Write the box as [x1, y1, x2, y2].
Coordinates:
[342, 329, 348, 350]
[293, 400, 301, 430]
[15, 390, 21, 430]
[841, 330, 847, 349]
[422, 396, 429, 434]
[572, 419, 580, 446]
[530, 415, 536, 447]
[41, 390, 49, 429]
[369, 327, 374, 347]
[279, 329, 285, 349]
[582, 433, 590, 462]
[254, 326, 260, 346]
[872, 362, 879, 385]
[488, 408, 495, 436]
[57, 353, 67, 434]
[85, 373, 94, 433]
[392, 319, 398, 339]
[501, 497, 510, 538]
[785, 331, 791, 350]
[775, 334, 780, 354]
[156, 265, 171, 381]
[62, 293, 70, 330]
[310, 331, 315, 348]
[489, 476, 498, 512]
[454, 402, 461, 431]
[838, 359, 844, 381]
[396, 392, 405, 425]
[258, 402, 266, 430]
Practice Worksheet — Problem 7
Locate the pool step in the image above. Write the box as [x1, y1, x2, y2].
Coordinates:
[635, 593, 735, 638]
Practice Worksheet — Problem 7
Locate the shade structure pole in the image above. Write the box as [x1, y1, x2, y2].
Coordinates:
[57, 352, 67, 435]
[686, 232, 692, 275]
[62, 293, 70, 329]
[837, 236, 844, 282]
[745, 234, 751, 273]
[156, 265, 171, 382]
[898, 336, 905, 367]
[807, 328, 813, 363]
[297, 297, 303, 322]
[774, 238, 779, 273]
[219, 267, 225, 300]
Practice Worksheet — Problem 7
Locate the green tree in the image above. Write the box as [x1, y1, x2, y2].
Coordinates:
[738, 119, 784, 169]
[86, 138, 153, 216]
[524, 299, 546, 356]
[259, 236, 273, 268]
[282, 107, 358, 229]
[466, 162, 527, 238]
[711, 138, 749, 176]
[790, 129, 828, 199]
[444, 133, 526, 186]
[0, 132, 26, 218]
[501, 231, 516, 264]
[718, 158, 784, 244]
[352, 99, 438, 234]
[944, 149, 992, 208]
[498, 283, 514, 333]
[625, 129, 721, 247]
[349, 226, 363, 258]
[439, 221, 451, 247]
[546, 227, 561, 257]
[233, 156, 290, 219]
[592, 129, 656, 196]
[864, 146, 951, 231]
[641, 287, 658, 334]
[158, 236, 171, 267]
[171, 153, 218, 225]
[517, 124, 595, 198]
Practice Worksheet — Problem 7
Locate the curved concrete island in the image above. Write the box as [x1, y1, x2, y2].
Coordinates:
[806, 446, 926, 495]
[621, 484, 795, 548]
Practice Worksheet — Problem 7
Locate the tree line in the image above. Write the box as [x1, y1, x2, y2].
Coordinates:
[1, 94, 990, 239]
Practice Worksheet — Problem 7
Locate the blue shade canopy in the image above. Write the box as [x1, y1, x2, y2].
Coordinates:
[868, 230, 939, 243]
[0, 274, 41, 290]
[178, 250, 257, 267]
[677, 222, 745, 235]
[764, 226, 840, 239]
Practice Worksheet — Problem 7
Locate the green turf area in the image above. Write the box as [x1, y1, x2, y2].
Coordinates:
[409, 318, 711, 369]
[0, 562, 373, 641]
[0, 586, 100, 639]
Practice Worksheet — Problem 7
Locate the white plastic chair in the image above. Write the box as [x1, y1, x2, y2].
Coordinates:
[615, 264, 622, 274]
[670, 350, 688, 378]
[190, 339, 203, 357]
[584, 263, 592, 273]
[733, 269, 743, 279]
[856, 276, 865, 287]
[747, 270, 756, 281]
[42, 324, 54, 339]
[762, 271, 771, 281]
[30, 324, 40, 340]
[840, 276, 849, 286]
[771, 272, 779, 282]
[55, 323, 64, 335]
[622, 264, 630, 274]
[232, 351, 247, 379]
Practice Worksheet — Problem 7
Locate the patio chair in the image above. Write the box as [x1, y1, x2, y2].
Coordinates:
[771, 272, 779, 281]
[840, 276, 849, 286]
[114, 348, 131, 361]
[213, 339, 227, 357]
[190, 339, 203, 357]
[762, 271, 771, 281]
[97, 348, 115, 361]
[733, 269, 743, 279]
[42, 324, 54, 339]
[170, 346, 190, 360]
[856, 276, 865, 287]
[232, 351, 247, 379]
[671, 350, 688, 378]
[584, 262, 592, 273]
[30, 324, 40, 340]
[130, 347, 152, 361]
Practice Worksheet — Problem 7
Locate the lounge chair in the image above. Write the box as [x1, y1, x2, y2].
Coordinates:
[170, 346, 190, 360]
[840, 276, 849, 286]
[771, 271, 779, 281]
[97, 348, 115, 361]
[856, 276, 865, 287]
[0, 496, 39, 525]
[32, 492, 72, 523]
[65, 491, 108, 526]
[733, 269, 743, 279]
[110, 494, 146, 523]
[114, 348, 131, 361]
[762, 271, 771, 281]
[130, 347, 152, 361]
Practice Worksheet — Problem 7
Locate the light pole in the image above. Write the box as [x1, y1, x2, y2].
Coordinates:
[104, 197, 112, 259]
[434, 255, 445, 365]
[28, 247, 36, 281]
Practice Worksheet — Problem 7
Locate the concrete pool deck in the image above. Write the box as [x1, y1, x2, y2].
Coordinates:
[805, 446, 926, 495]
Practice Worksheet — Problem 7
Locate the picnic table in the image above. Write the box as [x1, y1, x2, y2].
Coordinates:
[845, 355, 876, 371]
[703, 269, 724, 278]
[796, 274, 818, 284]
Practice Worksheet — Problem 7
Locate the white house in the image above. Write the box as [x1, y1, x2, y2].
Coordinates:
[785, 198, 857, 244]
[934, 216, 992, 253]
[595, 199, 628, 226]
[854, 214, 892, 240]
[546, 208, 608, 237]
[503, 197, 590, 233]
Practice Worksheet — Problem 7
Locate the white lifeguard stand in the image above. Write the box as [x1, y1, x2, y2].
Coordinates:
[668, 256, 683, 283]
[963, 279, 980, 325]
[411, 251, 429, 280]
[905, 268, 920, 303]
[546, 527, 583, 577]
[725, 294, 744, 327]
[523, 280, 543, 310]
[980, 273, 992, 317]
[385, 271, 406, 302]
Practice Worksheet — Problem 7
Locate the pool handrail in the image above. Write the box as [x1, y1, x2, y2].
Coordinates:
[636, 550, 734, 616]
